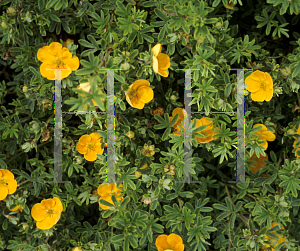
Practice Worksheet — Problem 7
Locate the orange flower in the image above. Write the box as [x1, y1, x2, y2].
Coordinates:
[64, 39, 74, 47]
[125, 79, 154, 109]
[97, 183, 124, 210]
[152, 43, 171, 77]
[155, 233, 184, 251]
[76, 133, 104, 161]
[292, 125, 300, 158]
[169, 108, 186, 135]
[264, 222, 286, 251]
[245, 70, 273, 102]
[247, 153, 268, 175]
[0, 169, 17, 201]
[194, 117, 220, 144]
[37, 42, 79, 80]
[31, 197, 63, 230]
[77, 82, 105, 107]
[252, 124, 276, 151]
[8, 204, 23, 212]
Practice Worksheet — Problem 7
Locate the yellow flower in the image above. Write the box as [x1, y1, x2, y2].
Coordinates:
[155, 233, 184, 251]
[164, 164, 176, 175]
[77, 82, 105, 107]
[152, 43, 171, 77]
[194, 117, 219, 144]
[151, 107, 165, 116]
[245, 70, 273, 102]
[134, 162, 149, 178]
[37, 42, 79, 80]
[169, 108, 186, 135]
[292, 125, 300, 158]
[97, 183, 124, 210]
[264, 222, 286, 251]
[31, 197, 63, 230]
[8, 204, 23, 212]
[72, 247, 83, 251]
[76, 133, 104, 162]
[125, 79, 154, 109]
[252, 124, 276, 151]
[247, 153, 268, 175]
[64, 39, 74, 47]
[141, 143, 155, 157]
[0, 169, 17, 201]
[225, 1, 235, 9]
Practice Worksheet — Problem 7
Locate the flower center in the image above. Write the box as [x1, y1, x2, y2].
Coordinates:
[0, 177, 7, 187]
[261, 80, 267, 90]
[53, 56, 64, 68]
[127, 88, 138, 99]
[165, 249, 174, 251]
[86, 142, 95, 151]
[45, 207, 56, 217]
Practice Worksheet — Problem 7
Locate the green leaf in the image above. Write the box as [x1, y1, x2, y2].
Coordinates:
[212, 0, 221, 7]
[154, 8, 167, 21]
[292, 63, 300, 78]
[111, 234, 125, 243]
[224, 83, 232, 98]
[38, 0, 45, 10]
[213, 203, 230, 211]
[48, 13, 61, 22]
[46, 0, 59, 9]
[99, 199, 114, 208]
[154, 114, 166, 125]
[162, 127, 171, 141]
[78, 39, 95, 48]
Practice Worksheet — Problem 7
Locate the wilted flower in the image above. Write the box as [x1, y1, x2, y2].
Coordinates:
[252, 124, 276, 151]
[151, 107, 165, 116]
[31, 197, 63, 230]
[125, 79, 154, 109]
[37, 42, 79, 80]
[155, 233, 184, 251]
[134, 162, 149, 178]
[164, 164, 176, 175]
[141, 143, 155, 157]
[76, 133, 104, 161]
[245, 70, 273, 102]
[151, 43, 171, 77]
[0, 169, 17, 201]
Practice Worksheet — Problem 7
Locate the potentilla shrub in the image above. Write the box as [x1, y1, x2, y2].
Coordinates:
[0, 0, 300, 251]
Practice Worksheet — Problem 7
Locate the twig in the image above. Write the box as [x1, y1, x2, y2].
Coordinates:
[17, 180, 30, 187]
[178, 196, 182, 213]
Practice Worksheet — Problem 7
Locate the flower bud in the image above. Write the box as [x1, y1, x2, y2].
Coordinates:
[281, 67, 291, 77]
[22, 86, 28, 93]
[126, 131, 135, 138]
[1, 21, 8, 29]
[170, 95, 177, 101]
[216, 22, 222, 29]
[22, 223, 28, 230]
[7, 7, 17, 17]
[72, 248, 83, 251]
[122, 62, 130, 70]
[287, 129, 295, 136]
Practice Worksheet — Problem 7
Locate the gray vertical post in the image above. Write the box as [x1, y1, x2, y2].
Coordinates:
[176, 69, 201, 184]
[49, 69, 70, 184]
[228, 69, 252, 184]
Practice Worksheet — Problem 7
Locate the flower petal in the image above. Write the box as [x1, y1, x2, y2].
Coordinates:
[260, 140, 268, 150]
[0, 186, 8, 200]
[265, 72, 273, 89]
[36, 215, 57, 230]
[66, 56, 80, 71]
[6, 179, 17, 195]
[250, 89, 266, 102]
[130, 96, 145, 109]
[137, 86, 154, 104]
[76, 143, 88, 154]
[84, 150, 97, 161]
[174, 242, 185, 251]
[40, 62, 56, 80]
[79, 135, 91, 145]
[155, 235, 169, 251]
[37, 46, 56, 62]
[131, 79, 150, 90]
[265, 87, 273, 102]
[97, 183, 111, 197]
[53, 197, 63, 212]
[167, 233, 183, 247]
[94, 143, 104, 155]
[90, 132, 101, 144]
[151, 43, 162, 57]
[60, 66, 72, 80]
[249, 70, 266, 81]
[152, 57, 159, 73]
[0, 169, 14, 181]
[158, 68, 168, 77]
[245, 77, 261, 93]
[31, 203, 46, 221]
[41, 198, 55, 210]
[261, 131, 276, 141]
[157, 53, 170, 70]
[49, 42, 63, 54]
